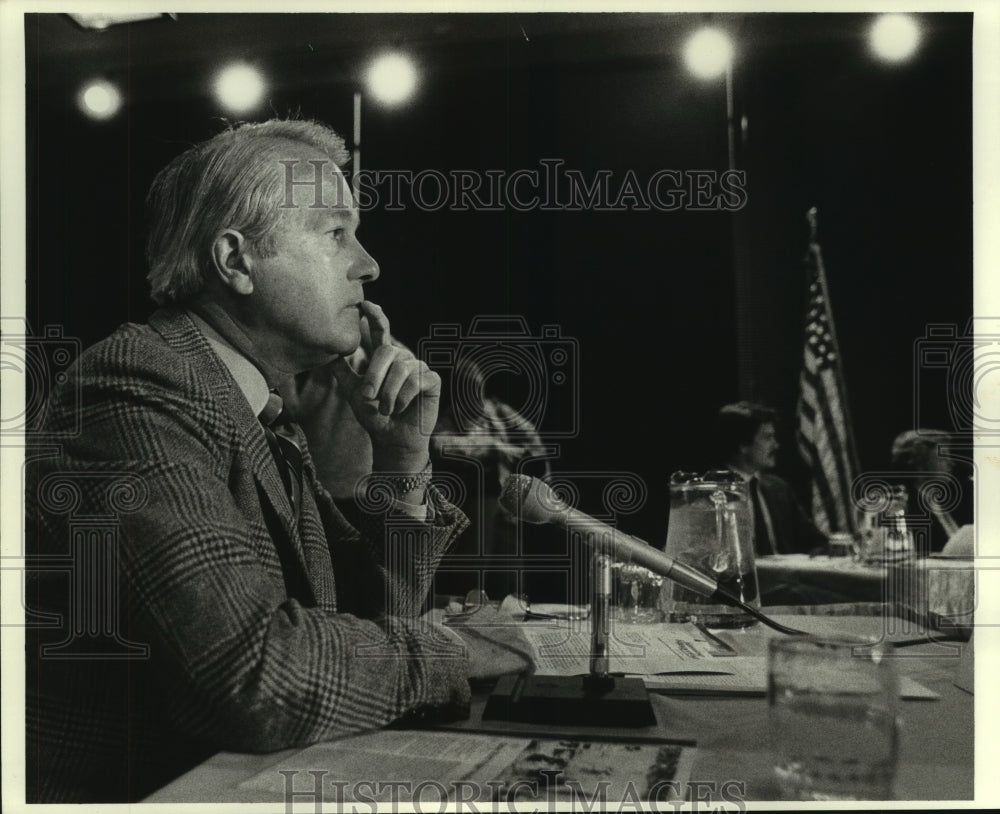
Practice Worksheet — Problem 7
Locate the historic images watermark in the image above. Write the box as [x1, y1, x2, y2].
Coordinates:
[281, 158, 748, 213]
[280, 769, 748, 812]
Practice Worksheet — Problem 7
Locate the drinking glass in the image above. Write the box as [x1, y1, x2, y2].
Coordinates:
[768, 636, 900, 800]
[827, 532, 855, 558]
[611, 562, 665, 623]
[662, 471, 759, 627]
[859, 486, 915, 564]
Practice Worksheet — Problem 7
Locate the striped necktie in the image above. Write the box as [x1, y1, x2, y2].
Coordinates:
[259, 391, 303, 517]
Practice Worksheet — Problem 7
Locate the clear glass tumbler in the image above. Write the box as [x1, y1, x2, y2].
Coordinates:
[611, 562, 665, 623]
[860, 485, 915, 564]
[768, 636, 900, 800]
[661, 471, 759, 628]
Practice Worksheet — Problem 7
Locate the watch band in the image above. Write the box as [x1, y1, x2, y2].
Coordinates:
[374, 458, 433, 497]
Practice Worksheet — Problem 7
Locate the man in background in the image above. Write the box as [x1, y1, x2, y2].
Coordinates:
[716, 401, 827, 556]
[890, 428, 974, 554]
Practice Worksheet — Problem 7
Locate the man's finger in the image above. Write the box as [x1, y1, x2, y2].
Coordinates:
[359, 301, 390, 349]
[377, 358, 415, 416]
[396, 365, 440, 420]
[393, 376, 423, 416]
[344, 345, 368, 374]
[358, 345, 398, 402]
[359, 316, 374, 356]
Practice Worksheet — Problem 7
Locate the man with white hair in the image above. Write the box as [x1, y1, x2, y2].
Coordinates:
[26, 119, 521, 802]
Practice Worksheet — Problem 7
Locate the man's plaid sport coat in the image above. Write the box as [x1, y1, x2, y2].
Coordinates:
[25, 307, 470, 802]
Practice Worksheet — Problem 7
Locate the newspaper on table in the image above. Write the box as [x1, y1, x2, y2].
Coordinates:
[239, 729, 696, 804]
[520, 621, 939, 698]
[523, 620, 770, 693]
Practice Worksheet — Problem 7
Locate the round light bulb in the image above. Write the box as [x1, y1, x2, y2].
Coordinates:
[870, 14, 921, 63]
[214, 63, 266, 114]
[683, 27, 734, 80]
[78, 80, 122, 120]
[367, 53, 418, 106]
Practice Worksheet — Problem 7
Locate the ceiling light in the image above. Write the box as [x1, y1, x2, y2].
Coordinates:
[366, 53, 418, 106]
[870, 14, 921, 63]
[683, 27, 734, 80]
[214, 63, 266, 114]
[77, 80, 122, 121]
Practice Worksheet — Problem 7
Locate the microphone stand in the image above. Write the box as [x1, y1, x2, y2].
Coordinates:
[585, 552, 613, 688]
[482, 537, 657, 728]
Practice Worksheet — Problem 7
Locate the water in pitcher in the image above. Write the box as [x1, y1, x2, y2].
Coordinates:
[662, 471, 759, 628]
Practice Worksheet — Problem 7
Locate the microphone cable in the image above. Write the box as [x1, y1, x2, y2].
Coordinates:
[712, 586, 811, 635]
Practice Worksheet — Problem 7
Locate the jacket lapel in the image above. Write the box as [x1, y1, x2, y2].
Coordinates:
[148, 308, 315, 601]
[293, 429, 340, 610]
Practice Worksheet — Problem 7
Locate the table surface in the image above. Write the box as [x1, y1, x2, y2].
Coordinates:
[758, 553, 977, 574]
[145, 611, 974, 804]
[756, 555, 976, 623]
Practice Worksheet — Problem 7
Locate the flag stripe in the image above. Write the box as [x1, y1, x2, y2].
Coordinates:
[800, 362, 853, 529]
[795, 247, 858, 536]
[796, 430, 840, 529]
[797, 386, 848, 525]
[800, 365, 853, 502]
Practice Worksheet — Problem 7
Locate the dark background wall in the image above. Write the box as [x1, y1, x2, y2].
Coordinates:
[24, 12, 972, 546]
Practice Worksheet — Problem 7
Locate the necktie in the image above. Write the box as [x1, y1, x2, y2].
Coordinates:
[749, 477, 777, 555]
[260, 391, 303, 517]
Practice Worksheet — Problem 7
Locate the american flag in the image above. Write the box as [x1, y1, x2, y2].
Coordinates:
[795, 210, 860, 535]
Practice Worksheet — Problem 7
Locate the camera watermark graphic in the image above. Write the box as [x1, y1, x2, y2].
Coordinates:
[281, 157, 748, 213]
[430, 442, 560, 559]
[0, 317, 81, 439]
[351, 315, 582, 659]
[915, 318, 1000, 435]
[418, 317, 579, 440]
[904, 318, 998, 634]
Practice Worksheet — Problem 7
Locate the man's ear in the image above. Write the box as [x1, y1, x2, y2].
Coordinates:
[209, 229, 254, 295]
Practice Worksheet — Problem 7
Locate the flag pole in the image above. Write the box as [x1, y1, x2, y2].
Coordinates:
[352, 91, 362, 201]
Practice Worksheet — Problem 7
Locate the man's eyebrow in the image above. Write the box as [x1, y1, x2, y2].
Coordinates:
[325, 207, 360, 225]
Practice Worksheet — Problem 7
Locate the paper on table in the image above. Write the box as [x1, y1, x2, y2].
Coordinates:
[639, 663, 939, 699]
[236, 729, 697, 803]
[521, 622, 939, 699]
[523, 622, 738, 676]
[238, 731, 523, 801]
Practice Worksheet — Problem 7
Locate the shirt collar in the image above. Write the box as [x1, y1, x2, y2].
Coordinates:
[187, 309, 270, 417]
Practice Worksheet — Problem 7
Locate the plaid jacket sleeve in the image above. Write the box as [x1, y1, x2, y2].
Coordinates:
[27, 321, 471, 800]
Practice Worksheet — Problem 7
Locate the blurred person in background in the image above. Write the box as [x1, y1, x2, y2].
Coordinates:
[890, 429, 974, 555]
[715, 401, 827, 556]
[429, 357, 553, 600]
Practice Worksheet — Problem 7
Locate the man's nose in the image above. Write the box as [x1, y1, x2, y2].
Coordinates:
[349, 240, 380, 282]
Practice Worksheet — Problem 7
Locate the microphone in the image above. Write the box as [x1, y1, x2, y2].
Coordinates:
[499, 473, 739, 607]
